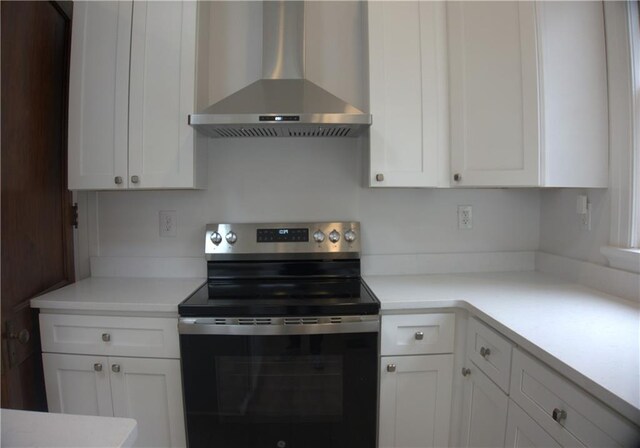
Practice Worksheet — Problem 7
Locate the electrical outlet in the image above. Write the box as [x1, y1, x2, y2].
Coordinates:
[580, 205, 591, 231]
[159, 210, 177, 237]
[458, 205, 473, 230]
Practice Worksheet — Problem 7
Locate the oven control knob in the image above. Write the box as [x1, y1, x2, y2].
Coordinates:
[210, 232, 222, 245]
[225, 231, 237, 245]
[313, 230, 325, 243]
[328, 229, 340, 243]
[344, 229, 357, 243]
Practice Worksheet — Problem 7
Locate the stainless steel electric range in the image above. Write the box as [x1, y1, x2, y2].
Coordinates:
[178, 222, 380, 448]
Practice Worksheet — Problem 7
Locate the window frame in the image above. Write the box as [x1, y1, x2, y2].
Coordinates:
[601, 0, 640, 272]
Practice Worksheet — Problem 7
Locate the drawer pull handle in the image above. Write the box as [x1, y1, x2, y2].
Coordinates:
[461, 367, 471, 377]
[112, 364, 121, 373]
[414, 331, 424, 340]
[94, 363, 103, 372]
[387, 364, 396, 373]
[480, 346, 491, 358]
[102, 333, 111, 342]
[552, 408, 567, 423]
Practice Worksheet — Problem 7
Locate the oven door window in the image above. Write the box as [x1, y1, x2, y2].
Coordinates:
[216, 354, 342, 422]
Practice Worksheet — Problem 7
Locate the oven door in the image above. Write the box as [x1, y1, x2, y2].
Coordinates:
[179, 316, 379, 448]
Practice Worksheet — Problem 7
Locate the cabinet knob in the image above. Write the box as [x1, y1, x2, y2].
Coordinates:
[131, 175, 140, 184]
[112, 364, 121, 373]
[102, 333, 111, 342]
[414, 331, 424, 340]
[453, 173, 461, 182]
[461, 367, 471, 377]
[386, 364, 396, 373]
[480, 346, 491, 358]
[552, 408, 567, 423]
[94, 363, 103, 372]
[375, 173, 384, 182]
[114, 176, 123, 185]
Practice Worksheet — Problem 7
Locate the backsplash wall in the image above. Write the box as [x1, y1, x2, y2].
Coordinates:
[85, 138, 540, 262]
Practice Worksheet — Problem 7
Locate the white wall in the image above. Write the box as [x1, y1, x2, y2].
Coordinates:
[538, 2, 636, 268]
[539, 189, 610, 266]
[89, 138, 540, 260]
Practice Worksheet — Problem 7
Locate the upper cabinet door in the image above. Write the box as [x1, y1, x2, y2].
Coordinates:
[128, 1, 200, 189]
[448, 2, 540, 187]
[536, 1, 608, 188]
[68, 1, 131, 190]
[368, 2, 449, 188]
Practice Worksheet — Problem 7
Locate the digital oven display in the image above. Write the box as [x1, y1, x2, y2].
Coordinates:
[256, 228, 309, 243]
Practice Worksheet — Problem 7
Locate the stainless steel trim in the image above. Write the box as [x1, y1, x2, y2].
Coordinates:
[178, 315, 380, 336]
[262, 1, 304, 79]
[205, 222, 360, 259]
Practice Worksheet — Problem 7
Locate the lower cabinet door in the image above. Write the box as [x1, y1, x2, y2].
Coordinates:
[109, 357, 186, 448]
[379, 354, 453, 448]
[459, 361, 508, 447]
[42, 353, 113, 417]
[505, 400, 561, 448]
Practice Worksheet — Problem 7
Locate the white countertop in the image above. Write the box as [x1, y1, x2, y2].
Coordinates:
[30, 277, 205, 314]
[363, 271, 640, 424]
[0, 409, 137, 448]
[28, 271, 640, 424]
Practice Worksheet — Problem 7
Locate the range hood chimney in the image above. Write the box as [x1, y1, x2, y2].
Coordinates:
[189, 1, 371, 138]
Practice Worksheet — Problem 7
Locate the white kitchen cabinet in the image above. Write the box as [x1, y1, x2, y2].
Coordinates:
[42, 353, 113, 417]
[505, 400, 562, 448]
[68, 1, 207, 190]
[109, 357, 185, 448]
[67, 1, 131, 190]
[367, 1, 449, 188]
[379, 314, 455, 447]
[459, 361, 509, 448]
[510, 348, 640, 447]
[448, 1, 608, 187]
[41, 314, 186, 448]
[379, 354, 454, 448]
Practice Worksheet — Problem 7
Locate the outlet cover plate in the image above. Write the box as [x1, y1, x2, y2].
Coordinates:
[458, 205, 473, 230]
[159, 210, 177, 237]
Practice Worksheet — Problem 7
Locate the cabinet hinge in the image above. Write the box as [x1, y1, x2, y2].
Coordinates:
[71, 203, 78, 229]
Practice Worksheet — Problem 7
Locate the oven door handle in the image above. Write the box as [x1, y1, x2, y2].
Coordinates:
[178, 316, 380, 335]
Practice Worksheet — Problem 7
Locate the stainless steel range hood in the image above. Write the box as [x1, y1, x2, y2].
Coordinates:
[189, 1, 371, 138]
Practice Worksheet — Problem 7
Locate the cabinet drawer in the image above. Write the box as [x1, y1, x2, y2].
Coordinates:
[466, 317, 513, 393]
[381, 313, 455, 356]
[40, 314, 180, 359]
[510, 348, 640, 447]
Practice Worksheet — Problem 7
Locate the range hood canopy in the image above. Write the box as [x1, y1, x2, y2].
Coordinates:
[189, 1, 371, 138]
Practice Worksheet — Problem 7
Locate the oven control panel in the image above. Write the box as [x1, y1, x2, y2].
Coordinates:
[256, 228, 309, 243]
[205, 222, 360, 259]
